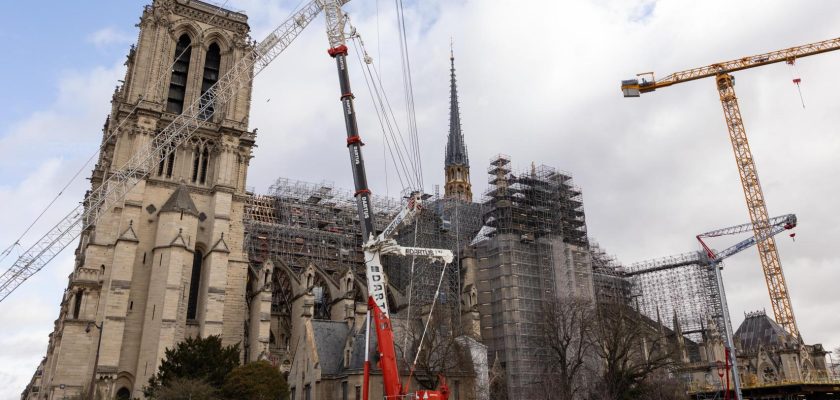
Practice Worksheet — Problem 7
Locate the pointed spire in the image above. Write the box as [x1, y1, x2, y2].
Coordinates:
[445, 41, 468, 167]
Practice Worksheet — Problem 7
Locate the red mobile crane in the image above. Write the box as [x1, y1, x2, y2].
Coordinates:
[322, 2, 452, 399]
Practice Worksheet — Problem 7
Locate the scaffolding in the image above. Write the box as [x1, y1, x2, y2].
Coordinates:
[244, 177, 402, 278]
[589, 240, 632, 305]
[243, 177, 486, 339]
[388, 196, 485, 312]
[626, 251, 723, 343]
[474, 154, 592, 395]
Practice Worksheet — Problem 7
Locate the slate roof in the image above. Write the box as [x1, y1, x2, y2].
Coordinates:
[159, 183, 199, 216]
[734, 311, 796, 352]
[349, 320, 381, 371]
[311, 320, 350, 375]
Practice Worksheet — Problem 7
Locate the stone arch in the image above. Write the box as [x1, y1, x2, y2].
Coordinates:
[801, 359, 814, 379]
[201, 29, 233, 53]
[340, 268, 355, 296]
[112, 371, 134, 400]
[310, 272, 333, 320]
[272, 258, 302, 289]
[303, 264, 341, 302]
[271, 265, 296, 351]
[170, 21, 201, 43]
[186, 243, 206, 320]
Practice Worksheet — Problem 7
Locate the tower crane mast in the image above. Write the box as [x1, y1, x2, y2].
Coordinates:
[621, 36, 840, 340]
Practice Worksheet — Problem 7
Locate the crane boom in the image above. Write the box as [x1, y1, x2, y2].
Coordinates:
[622, 36, 840, 94]
[626, 213, 795, 276]
[0, 0, 342, 302]
[322, 3, 450, 398]
[618, 37, 840, 340]
[698, 214, 796, 261]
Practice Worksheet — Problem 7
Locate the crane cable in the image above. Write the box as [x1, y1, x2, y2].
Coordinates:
[786, 58, 806, 109]
[404, 258, 450, 394]
[0, 0, 236, 264]
[347, 11, 441, 391]
[394, 0, 423, 191]
[349, 31, 420, 190]
[401, 222, 420, 365]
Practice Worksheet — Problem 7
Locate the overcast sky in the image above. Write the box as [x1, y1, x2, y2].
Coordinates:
[2, 0, 840, 398]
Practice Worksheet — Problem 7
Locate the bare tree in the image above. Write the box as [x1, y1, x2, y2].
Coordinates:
[397, 306, 473, 391]
[591, 303, 679, 400]
[529, 295, 597, 400]
[635, 370, 687, 400]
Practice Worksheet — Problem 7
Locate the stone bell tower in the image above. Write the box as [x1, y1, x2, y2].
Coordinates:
[32, 1, 256, 399]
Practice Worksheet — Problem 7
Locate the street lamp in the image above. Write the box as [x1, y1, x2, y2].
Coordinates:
[86, 321, 103, 400]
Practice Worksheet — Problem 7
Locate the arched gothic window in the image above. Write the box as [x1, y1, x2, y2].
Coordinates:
[272, 269, 294, 350]
[311, 274, 332, 320]
[157, 143, 177, 179]
[187, 248, 204, 320]
[72, 289, 83, 319]
[199, 43, 221, 120]
[116, 387, 131, 400]
[167, 34, 192, 114]
[191, 144, 211, 185]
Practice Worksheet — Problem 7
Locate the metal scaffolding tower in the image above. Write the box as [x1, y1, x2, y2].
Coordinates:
[474, 154, 593, 395]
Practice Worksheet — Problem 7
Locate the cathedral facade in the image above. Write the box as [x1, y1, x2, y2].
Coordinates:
[25, 1, 255, 398]
[22, 2, 598, 400]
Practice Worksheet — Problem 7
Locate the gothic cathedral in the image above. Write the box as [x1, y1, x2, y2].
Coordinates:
[33, 1, 256, 398]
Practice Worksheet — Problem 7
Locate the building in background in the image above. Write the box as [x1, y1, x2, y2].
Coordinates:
[681, 310, 833, 399]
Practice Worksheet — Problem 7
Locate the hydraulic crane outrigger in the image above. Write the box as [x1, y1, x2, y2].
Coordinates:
[323, 2, 451, 399]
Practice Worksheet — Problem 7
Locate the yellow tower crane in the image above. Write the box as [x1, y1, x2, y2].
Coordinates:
[621, 36, 840, 340]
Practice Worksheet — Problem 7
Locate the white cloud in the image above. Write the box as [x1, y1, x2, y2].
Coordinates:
[0, 61, 123, 399]
[3, 0, 840, 397]
[87, 27, 134, 48]
[232, 0, 840, 351]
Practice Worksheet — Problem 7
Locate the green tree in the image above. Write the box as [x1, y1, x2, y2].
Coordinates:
[221, 361, 289, 400]
[155, 377, 220, 400]
[144, 335, 240, 397]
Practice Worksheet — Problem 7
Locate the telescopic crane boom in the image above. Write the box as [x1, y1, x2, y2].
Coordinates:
[621, 36, 840, 340]
[323, 3, 451, 399]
